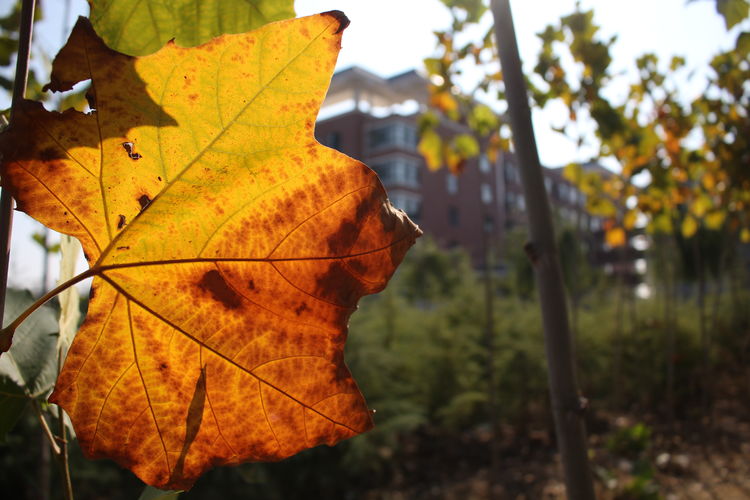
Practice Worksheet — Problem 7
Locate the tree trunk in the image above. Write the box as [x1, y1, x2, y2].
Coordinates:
[612, 245, 626, 409]
[490, 2, 596, 498]
[482, 229, 501, 490]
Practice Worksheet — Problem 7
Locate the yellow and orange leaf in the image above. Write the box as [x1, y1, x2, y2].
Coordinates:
[417, 128, 443, 171]
[0, 14, 420, 490]
[605, 226, 626, 247]
[681, 215, 699, 238]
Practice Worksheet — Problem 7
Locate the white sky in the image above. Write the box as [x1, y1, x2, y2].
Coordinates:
[2, 0, 739, 292]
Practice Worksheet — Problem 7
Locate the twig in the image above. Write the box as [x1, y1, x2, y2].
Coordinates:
[0, 268, 97, 352]
[30, 399, 61, 455]
[0, 0, 37, 330]
[57, 345, 74, 500]
[489, 1, 596, 499]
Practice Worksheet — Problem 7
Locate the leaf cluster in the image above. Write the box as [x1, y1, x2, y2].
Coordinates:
[533, 3, 750, 249]
[419, 2, 509, 174]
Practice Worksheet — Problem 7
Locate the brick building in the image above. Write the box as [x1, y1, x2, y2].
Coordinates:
[315, 66, 608, 269]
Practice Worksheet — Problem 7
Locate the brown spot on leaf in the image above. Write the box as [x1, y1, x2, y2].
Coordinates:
[122, 142, 142, 160]
[294, 303, 309, 316]
[322, 10, 350, 34]
[160, 362, 168, 371]
[330, 350, 350, 383]
[138, 194, 151, 210]
[198, 270, 242, 309]
[327, 220, 358, 254]
[40, 146, 58, 161]
[117, 214, 126, 229]
[247, 279, 255, 291]
[326, 199, 372, 254]
[346, 258, 368, 276]
[315, 261, 364, 306]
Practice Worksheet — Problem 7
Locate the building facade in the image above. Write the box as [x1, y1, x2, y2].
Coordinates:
[315, 66, 608, 269]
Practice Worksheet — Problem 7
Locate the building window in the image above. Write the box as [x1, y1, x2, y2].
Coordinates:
[371, 156, 421, 188]
[505, 164, 514, 184]
[565, 183, 577, 204]
[479, 154, 491, 173]
[516, 193, 525, 211]
[389, 190, 422, 222]
[446, 174, 459, 194]
[367, 122, 418, 151]
[322, 131, 341, 150]
[448, 205, 460, 226]
[481, 183, 493, 204]
[483, 215, 494, 233]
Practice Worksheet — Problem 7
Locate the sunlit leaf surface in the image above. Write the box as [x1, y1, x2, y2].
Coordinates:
[0, 14, 420, 489]
[89, 0, 295, 56]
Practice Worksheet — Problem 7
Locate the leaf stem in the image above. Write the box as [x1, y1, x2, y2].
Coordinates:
[0, 0, 37, 331]
[31, 399, 61, 455]
[57, 390, 74, 500]
[0, 268, 97, 352]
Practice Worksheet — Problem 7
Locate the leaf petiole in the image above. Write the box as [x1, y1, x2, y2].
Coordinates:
[0, 268, 97, 353]
[31, 398, 61, 455]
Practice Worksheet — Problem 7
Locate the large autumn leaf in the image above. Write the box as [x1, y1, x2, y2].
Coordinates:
[89, 0, 296, 56]
[0, 13, 420, 489]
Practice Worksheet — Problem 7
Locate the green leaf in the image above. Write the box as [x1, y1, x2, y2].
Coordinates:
[89, 0, 295, 56]
[586, 197, 617, 217]
[138, 486, 182, 500]
[716, 0, 749, 30]
[0, 289, 59, 440]
[418, 128, 443, 171]
[0, 394, 26, 442]
[737, 31, 750, 55]
[452, 133, 480, 158]
[439, 0, 487, 23]
[467, 104, 499, 136]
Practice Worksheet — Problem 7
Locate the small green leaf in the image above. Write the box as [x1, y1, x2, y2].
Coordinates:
[0, 394, 26, 442]
[737, 31, 750, 55]
[418, 128, 443, 171]
[138, 485, 182, 500]
[0, 289, 59, 439]
[89, 0, 295, 56]
[452, 133, 480, 158]
[439, 0, 487, 23]
[716, 0, 749, 30]
[467, 104, 499, 136]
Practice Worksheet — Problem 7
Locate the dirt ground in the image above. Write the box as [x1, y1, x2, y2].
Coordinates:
[362, 402, 750, 499]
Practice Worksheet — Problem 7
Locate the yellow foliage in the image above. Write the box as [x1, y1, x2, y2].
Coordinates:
[681, 215, 698, 238]
[691, 194, 712, 217]
[702, 171, 716, 191]
[623, 210, 638, 230]
[605, 227, 626, 247]
[563, 163, 582, 184]
[418, 129, 443, 171]
[586, 196, 617, 217]
[429, 89, 459, 115]
[704, 210, 726, 230]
